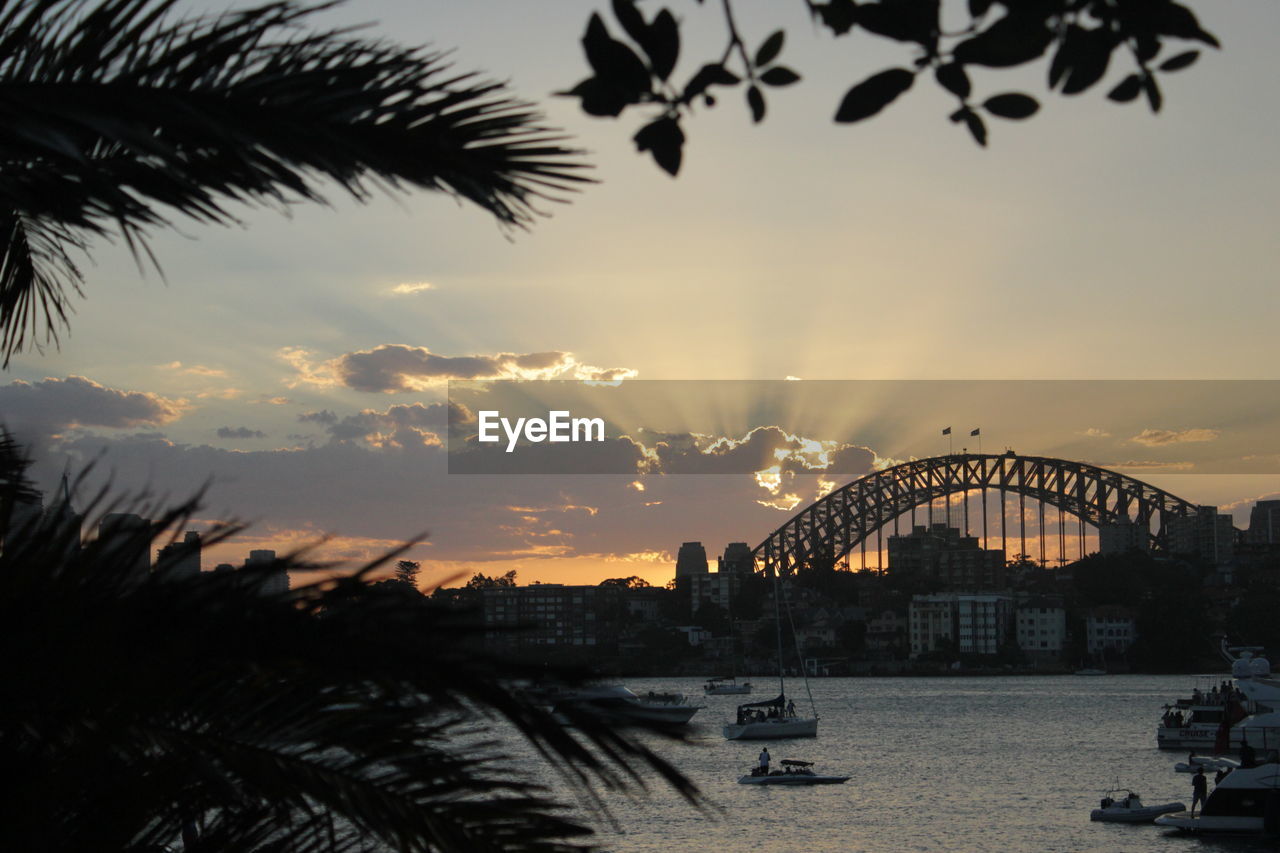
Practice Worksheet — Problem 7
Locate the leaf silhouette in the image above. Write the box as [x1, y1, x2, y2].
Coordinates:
[747, 85, 766, 123]
[982, 92, 1040, 119]
[760, 66, 801, 87]
[834, 68, 915, 123]
[634, 116, 685, 175]
[1107, 74, 1143, 102]
[755, 30, 785, 67]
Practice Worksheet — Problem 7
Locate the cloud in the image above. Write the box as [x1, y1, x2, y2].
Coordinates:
[1078, 427, 1110, 438]
[279, 347, 341, 389]
[162, 362, 228, 378]
[388, 281, 434, 295]
[298, 410, 339, 425]
[217, 426, 267, 440]
[282, 344, 638, 393]
[1130, 428, 1220, 446]
[0, 376, 187, 441]
[317, 403, 446, 449]
[1103, 460, 1196, 471]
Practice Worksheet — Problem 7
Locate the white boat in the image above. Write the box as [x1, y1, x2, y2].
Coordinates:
[1174, 755, 1240, 773]
[1157, 647, 1279, 752]
[1154, 761, 1280, 834]
[738, 759, 848, 785]
[704, 676, 752, 695]
[544, 685, 704, 725]
[1089, 789, 1185, 823]
[723, 699, 819, 740]
[722, 574, 819, 740]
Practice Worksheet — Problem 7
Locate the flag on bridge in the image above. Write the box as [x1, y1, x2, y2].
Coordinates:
[970, 428, 980, 437]
[942, 427, 951, 435]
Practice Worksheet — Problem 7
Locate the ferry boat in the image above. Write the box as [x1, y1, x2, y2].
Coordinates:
[1157, 648, 1280, 752]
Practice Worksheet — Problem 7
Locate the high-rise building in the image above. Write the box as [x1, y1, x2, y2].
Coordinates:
[155, 531, 202, 580]
[719, 542, 755, 574]
[99, 513, 150, 581]
[1098, 519, 1149, 554]
[1167, 506, 1235, 564]
[245, 548, 289, 596]
[674, 542, 709, 578]
[888, 524, 1006, 590]
[1247, 500, 1280, 545]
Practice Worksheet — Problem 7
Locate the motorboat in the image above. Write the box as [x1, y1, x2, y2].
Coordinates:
[1089, 789, 1185, 823]
[1155, 761, 1280, 834]
[704, 676, 752, 695]
[738, 759, 848, 785]
[541, 685, 704, 725]
[1174, 755, 1240, 773]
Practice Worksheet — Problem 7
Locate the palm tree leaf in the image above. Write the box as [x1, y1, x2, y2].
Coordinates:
[0, 0, 593, 363]
[0, 460, 703, 852]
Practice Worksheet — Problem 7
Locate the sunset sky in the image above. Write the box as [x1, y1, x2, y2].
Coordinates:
[2, 0, 1278, 588]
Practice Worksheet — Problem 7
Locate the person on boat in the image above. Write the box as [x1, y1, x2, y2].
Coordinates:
[786, 699, 796, 717]
[1240, 738, 1256, 769]
[759, 748, 770, 774]
[1191, 768, 1208, 816]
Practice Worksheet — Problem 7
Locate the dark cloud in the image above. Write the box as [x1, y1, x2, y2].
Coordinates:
[216, 426, 267, 440]
[318, 403, 447, 449]
[298, 410, 338, 425]
[0, 376, 185, 449]
[336, 345, 575, 393]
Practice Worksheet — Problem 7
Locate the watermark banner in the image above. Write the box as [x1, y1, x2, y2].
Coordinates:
[445, 379, 1280, 476]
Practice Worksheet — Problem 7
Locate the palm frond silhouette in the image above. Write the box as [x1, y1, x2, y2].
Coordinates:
[0, 433, 698, 852]
[0, 0, 590, 363]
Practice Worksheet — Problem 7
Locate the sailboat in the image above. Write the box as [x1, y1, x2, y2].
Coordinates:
[722, 572, 818, 740]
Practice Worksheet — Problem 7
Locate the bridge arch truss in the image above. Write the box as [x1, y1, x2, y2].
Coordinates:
[753, 453, 1198, 576]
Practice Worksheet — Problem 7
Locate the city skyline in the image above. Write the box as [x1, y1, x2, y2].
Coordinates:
[2, 0, 1278, 587]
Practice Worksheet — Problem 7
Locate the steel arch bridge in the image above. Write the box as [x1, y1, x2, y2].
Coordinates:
[753, 452, 1199, 576]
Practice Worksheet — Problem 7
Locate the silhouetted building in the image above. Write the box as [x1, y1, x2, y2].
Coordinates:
[719, 542, 755, 574]
[1247, 500, 1280, 545]
[1098, 519, 1149, 554]
[99, 513, 150, 582]
[687, 570, 739, 616]
[482, 583, 622, 651]
[888, 524, 1006, 590]
[674, 541, 709, 578]
[245, 548, 289, 596]
[1168, 506, 1235, 565]
[155, 531, 201, 580]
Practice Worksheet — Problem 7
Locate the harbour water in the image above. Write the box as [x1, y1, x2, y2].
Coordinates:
[528, 675, 1277, 852]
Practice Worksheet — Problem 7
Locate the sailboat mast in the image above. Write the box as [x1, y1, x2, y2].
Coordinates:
[773, 569, 785, 699]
